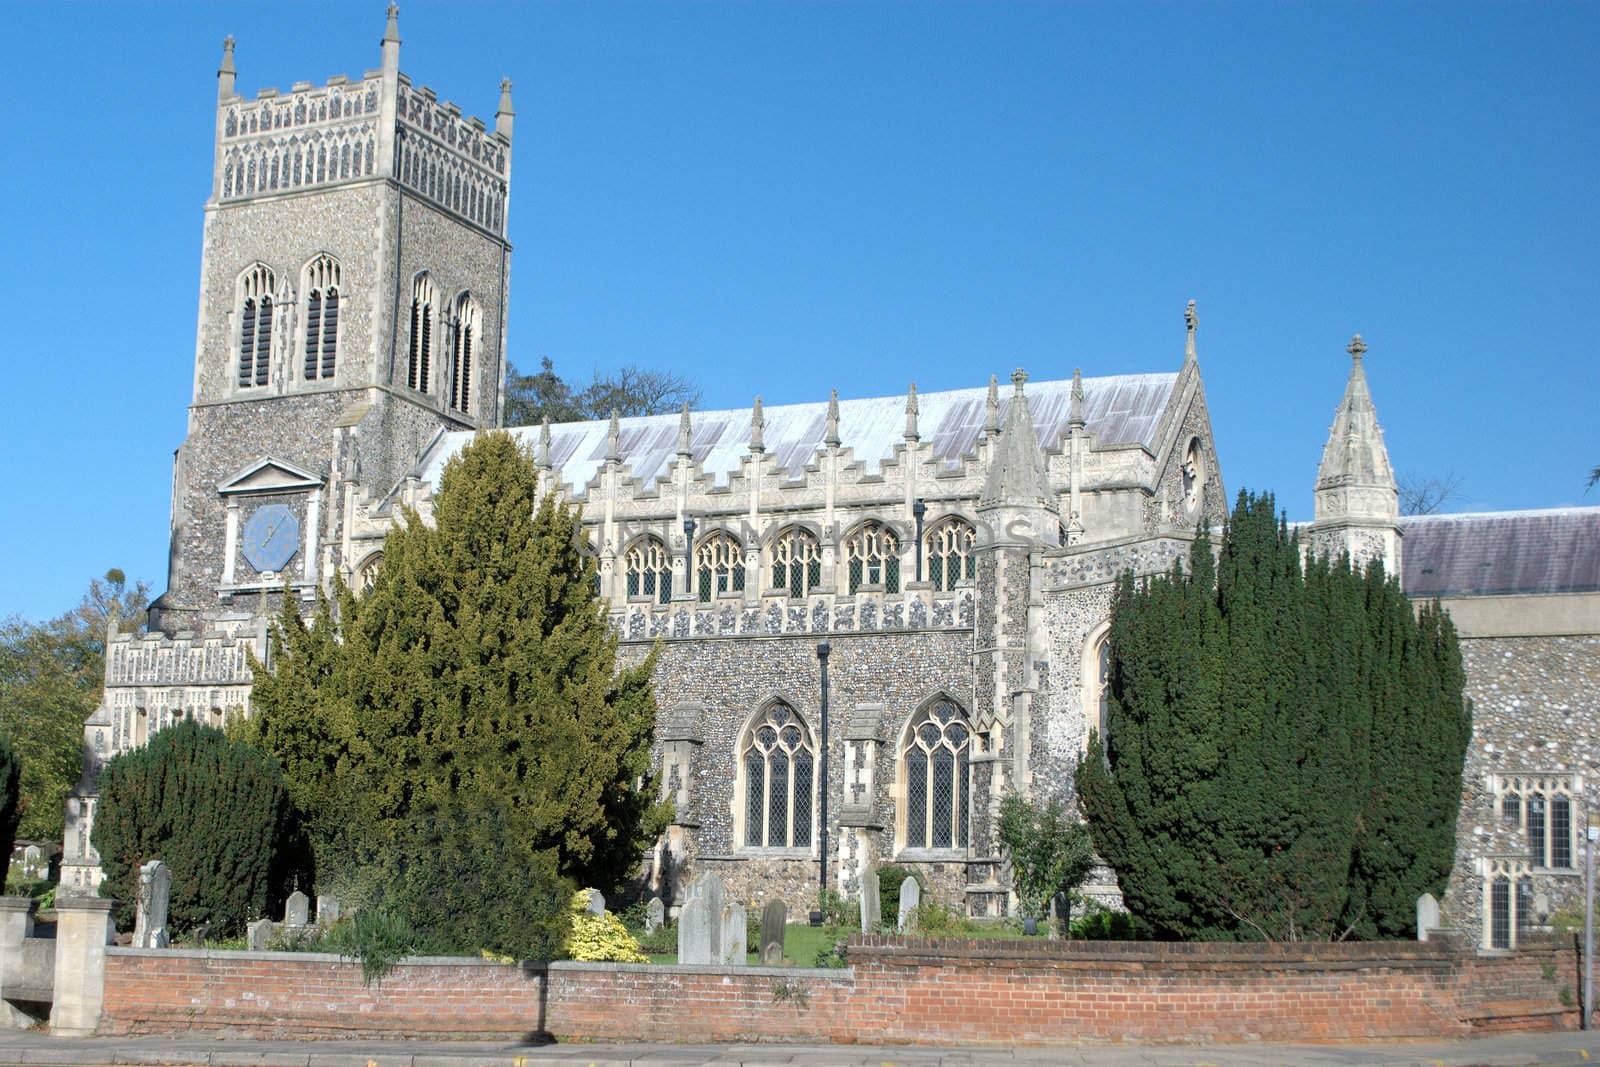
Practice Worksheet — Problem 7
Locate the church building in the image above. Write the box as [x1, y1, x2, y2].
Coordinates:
[61, 11, 1599, 952]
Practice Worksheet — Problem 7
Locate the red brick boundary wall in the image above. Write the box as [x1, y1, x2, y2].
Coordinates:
[98, 934, 1583, 1045]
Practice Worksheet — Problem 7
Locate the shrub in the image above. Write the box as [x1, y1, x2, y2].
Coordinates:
[567, 890, 647, 962]
[92, 721, 302, 935]
[877, 865, 917, 929]
[1066, 900, 1147, 941]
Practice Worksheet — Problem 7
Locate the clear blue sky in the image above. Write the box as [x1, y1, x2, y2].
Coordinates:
[2, 2, 1595, 622]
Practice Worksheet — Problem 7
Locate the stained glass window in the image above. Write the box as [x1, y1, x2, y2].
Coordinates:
[901, 698, 971, 851]
[741, 701, 816, 849]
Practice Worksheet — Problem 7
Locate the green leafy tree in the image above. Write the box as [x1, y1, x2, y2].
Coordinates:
[0, 569, 149, 839]
[0, 734, 22, 887]
[1077, 491, 1471, 941]
[502, 357, 700, 426]
[997, 793, 1095, 923]
[92, 720, 300, 934]
[249, 431, 669, 955]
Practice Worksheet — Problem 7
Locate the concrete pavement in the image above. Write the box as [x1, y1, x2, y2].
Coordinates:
[0, 1030, 1597, 1067]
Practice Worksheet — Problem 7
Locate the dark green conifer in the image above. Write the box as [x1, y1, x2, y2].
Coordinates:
[0, 734, 21, 888]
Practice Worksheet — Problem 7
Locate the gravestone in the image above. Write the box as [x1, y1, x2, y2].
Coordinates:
[22, 845, 41, 877]
[583, 888, 606, 915]
[688, 872, 727, 931]
[317, 895, 340, 926]
[858, 849, 880, 932]
[285, 889, 310, 928]
[897, 876, 921, 932]
[760, 900, 786, 964]
[677, 895, 714, 965]
[719, 902, 747, 965]
[247, 918, 273, 951]
[132, 859, 171, 948]
[645, 896, 664, 935]
[1416, 892, 1440, 941]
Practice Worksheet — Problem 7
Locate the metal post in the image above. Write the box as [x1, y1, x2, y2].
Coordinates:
[682, 516, 696, 600]
[1585, 822, 1596, 1030]
[912, 499, 926, 583]
[814, 640, 832, 925]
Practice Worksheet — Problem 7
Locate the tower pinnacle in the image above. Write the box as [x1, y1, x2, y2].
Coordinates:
[218, 37, 236, 100]
[496, 78, 515, 139]
[1310, 332, 1399, 571]
[1184, 300, 1199, 364]
[381, 4, 401, 72]
[824, 389, 841, 448]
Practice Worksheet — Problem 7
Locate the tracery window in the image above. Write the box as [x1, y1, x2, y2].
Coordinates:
[407, 273, 437, 393]
[1495, 773, 1579, 869]
[624, 537, 672, 604]
[1083, 623, 1111, 748]
[844, 521, 899, 594]
[694, 531, 745, 602]
[356, 553, 382, 594]
[771, 527, 822, 598]
[449, 293, 478, 415]
[924, 517, 976, 591]
[741, 701, 815, 850]
[901, 697, 971, 851]
[302, 255, 340, 381]
[237, 264, 275, 389]
[1481, 857, 1534, 949]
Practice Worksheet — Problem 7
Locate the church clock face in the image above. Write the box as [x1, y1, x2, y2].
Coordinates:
[241, 503, 300, 574]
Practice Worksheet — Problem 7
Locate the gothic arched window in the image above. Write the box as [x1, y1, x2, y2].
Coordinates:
[624, 536, 671, 604]
[407, 273, 436, 393]
[356, 552, 383, 594]
[741, 701, 815, 850]
[1083, 623, 1111, 749]
[302, 255, 341, 381]
[901, 697, 971, 851]
[924, 517, 976, 592]
[844, 521, 900, 594]
[449, 293, 478, 415]
[771, 527, 822, 598]
[237, 264, 275, 389]
[694, 531, 745, 602]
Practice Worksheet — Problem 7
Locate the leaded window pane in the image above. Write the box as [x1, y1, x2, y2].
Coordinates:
[1516, 879, 1533, 933]
[1491, 878, 1511, 949]
[844, 522, 899, 594]
[625, 538, 672, 604]
[745, 753, 764, 847]
[906, 752, 927, 848]
[924, 519, 976, 592]
[772, 529, 821, 598]
[1551, 795, 1572, 868]
[792, 752, 813, 848]
[769, 751, 789, 847]
[695, 533, 745, 602]
[958, 749, 970, 848]
[1503, 793, 1521, 824]
[1528, 794, 1546, 866]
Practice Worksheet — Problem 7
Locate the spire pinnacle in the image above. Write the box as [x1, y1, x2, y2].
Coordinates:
[1347, 332, 1367, 364]
[677, 402, 692, 458]
[1315, 333, 1394, 500]
[538, 417, 552, 470]
[381, 4, 401, 73]
[1011, 367, 1028, 397]
[824, 389, 841, 447]
[606, 409, 621, 464]
[904, 382, 920, 442]
[1069, 367, 1085, 429]
[979, 366, 1056, 518]
[383, 4, 401, 43]
[1184, 300, 1199, 364]
[496, 77, 515, 139]
[983, 375, 1000, 437]
[750, 395, 765, 454]
[218, 36, 237, 100]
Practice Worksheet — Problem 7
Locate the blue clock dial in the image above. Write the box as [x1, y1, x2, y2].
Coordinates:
[241, 503, 300, 574]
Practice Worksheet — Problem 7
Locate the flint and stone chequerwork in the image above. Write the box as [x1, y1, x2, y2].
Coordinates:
[65, 11, 1598, 950]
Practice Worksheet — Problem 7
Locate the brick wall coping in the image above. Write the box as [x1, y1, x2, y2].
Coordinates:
[107, 946, 842, 980]
[849, 934, 1461, 969]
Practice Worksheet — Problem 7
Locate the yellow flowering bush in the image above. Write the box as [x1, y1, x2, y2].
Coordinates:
[567, 890, 649, 963]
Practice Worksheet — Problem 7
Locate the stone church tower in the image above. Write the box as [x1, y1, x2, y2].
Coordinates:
[60, 8, 514, 889]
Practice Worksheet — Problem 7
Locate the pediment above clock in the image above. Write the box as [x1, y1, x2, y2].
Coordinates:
[217, 456, 324, 496]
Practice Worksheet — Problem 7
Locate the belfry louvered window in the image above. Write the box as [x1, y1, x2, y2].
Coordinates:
[924, 517, 976, 591]
[844, 522, 900, 594]
[449, 294, 478, 415]
[771, 527, 822, 598]
[695, 531, 745, 602]
[237, 264, 275, 388]
[302, 255, 340, 381]
[742, 701, 815, 849]
[407, 273, 436, 393]
[902, 697, 971, 851]
[624, 537, 671, 604]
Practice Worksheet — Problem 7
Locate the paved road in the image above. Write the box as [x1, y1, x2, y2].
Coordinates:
[0, 1030, 1598, 1067]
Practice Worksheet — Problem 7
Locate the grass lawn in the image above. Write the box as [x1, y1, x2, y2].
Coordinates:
[643, 917, 1035, 965]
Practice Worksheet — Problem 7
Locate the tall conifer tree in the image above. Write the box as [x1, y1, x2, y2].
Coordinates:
[1078, 491, 1470, 941]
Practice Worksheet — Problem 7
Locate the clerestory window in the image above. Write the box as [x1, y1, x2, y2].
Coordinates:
[844, 521, 900, 594]
[741, 700, 815, 850]
[771, 527, 822, 598]
[624, 536, 672, 604]
[924, 517, 976, 592]
[694, 531, 745, 602]
[237, 264, 276, 389]
[302, 255, 341, 381]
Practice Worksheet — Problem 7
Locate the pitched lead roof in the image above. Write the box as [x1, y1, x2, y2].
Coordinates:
[1399, 508, 1600, 598]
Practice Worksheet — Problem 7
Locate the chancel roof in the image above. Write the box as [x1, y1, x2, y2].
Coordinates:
[422, 371, 1179, 495]
[1399, 508, 1600, 598]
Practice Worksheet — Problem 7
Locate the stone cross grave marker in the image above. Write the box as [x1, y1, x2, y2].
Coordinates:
[285, 889, 310, 928]
[760, 900, 786, 964]
[1416, 892, 1440, 941]
[719, 902, 747, 965]
[645, 896, 664, 934]
[677, 895, 713, 965]
[132, 859, 171, 948]
[583, 888, 606, 915]
[247, 918, 274, 951]
[897, 876, 921, 932]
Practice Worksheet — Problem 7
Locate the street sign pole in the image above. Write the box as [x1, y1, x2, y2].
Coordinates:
[1585, 823, 1596, 1031]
